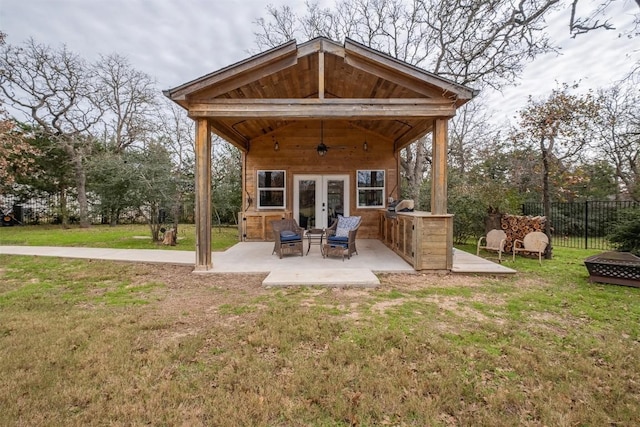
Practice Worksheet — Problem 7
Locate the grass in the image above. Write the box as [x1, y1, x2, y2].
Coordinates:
[0, 239, 639, 425]
[0, 223, 238, 251]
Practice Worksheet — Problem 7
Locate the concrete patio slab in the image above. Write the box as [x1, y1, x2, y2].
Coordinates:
[0, 245, 195, 264]
[262, 268, 380, 287]
[452, 249, 516, 274]
[0, 241, 515, 287]
[211, 240, 415, 273]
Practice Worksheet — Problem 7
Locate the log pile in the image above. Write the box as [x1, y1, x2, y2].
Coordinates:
[500, 214, 546, 253]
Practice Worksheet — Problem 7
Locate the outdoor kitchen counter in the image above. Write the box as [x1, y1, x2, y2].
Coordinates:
[379, 210, 453, 271]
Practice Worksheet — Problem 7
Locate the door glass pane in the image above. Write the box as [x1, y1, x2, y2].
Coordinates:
[298, 179, 316, 229]
[327, 180, 344, 227]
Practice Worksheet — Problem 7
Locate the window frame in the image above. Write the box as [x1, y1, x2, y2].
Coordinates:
[356, 169, 385, 209]
[257, 170, 286, 209]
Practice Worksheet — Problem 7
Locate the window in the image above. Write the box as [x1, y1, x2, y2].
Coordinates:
[357, 170, 385, 208]
[257, 170, 286, 209]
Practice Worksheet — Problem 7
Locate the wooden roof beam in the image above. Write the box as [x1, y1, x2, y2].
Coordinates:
[297, 38, 345, 59]
[344, 39, 476, 104]
[188, 98, 456, 119]
[394, 120, 434, 152]
[165, 40, 298, 101]
[208, 119, 250, 152]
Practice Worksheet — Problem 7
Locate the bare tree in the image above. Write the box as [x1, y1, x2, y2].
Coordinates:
[254, 4, 300, 49]
[256, 0, 561, 89]
[513, 83, 600, 257]
[449, 98, 501, 175]
[254, 0, 563, 202]
[156, 98, 196, 234]
[594, 79, 640, 200]
[0, 38, 103, 227]
[94, 53, 158, 152]
[568, 0, 640, 38]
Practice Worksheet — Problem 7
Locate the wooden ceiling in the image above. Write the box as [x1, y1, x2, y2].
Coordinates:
[164, 38, 476, 152]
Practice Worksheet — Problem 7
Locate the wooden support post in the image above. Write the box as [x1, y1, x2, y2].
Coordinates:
[318, 49, 325, 99]
[194, 119, 212, 271]
[431, 118, 448, 215]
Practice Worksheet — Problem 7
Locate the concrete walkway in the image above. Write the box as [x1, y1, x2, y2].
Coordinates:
[0, 240, 515, 287]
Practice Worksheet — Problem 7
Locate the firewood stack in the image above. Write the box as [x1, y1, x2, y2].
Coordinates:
[500, 214, 547, 253]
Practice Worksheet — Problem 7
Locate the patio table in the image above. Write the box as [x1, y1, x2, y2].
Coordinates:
[306, 228, 325, 255]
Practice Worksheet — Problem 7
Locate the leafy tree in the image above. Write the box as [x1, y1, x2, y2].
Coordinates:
[0, 32, 38, 189]
[552, 160, 618, 202]
[421, 172, 488, 244]
[86, 150, 137, 226]
[10, 124, 76, 224]
[0, 114, 38, 192]
[212, 138, 242, 225]
[513, 83, 600, 257]
[467, 148, 529, 213]
[128, 142, 179, 241]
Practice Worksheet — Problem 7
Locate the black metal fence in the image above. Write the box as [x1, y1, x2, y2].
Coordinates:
[0, 193, 196, 226]
[1, 194, 85, 225]
[521, 201, 640, 250]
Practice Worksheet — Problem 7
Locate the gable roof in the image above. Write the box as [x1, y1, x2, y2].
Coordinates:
[164, 37, 477, 151]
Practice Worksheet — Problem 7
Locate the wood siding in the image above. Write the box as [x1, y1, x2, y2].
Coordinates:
[242, 120, 399, 240]
[379, 211, 453, 271]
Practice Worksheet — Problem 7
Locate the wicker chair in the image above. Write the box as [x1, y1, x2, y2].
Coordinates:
[324, 215, 362, 260]
[271, 219, 304, 259]
[477, 229, 507, 263]
[512, 231, 549, 265]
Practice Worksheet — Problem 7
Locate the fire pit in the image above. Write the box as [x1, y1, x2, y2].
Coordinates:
[584, 251, 640, 288]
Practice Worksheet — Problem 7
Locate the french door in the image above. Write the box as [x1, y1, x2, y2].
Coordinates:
[293, 175, 349, 230]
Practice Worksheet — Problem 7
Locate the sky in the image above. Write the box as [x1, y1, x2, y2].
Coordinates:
[1, 0, 638, 125]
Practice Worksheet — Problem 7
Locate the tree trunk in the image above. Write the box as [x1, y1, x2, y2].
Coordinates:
[484, 213, 502, 233]
[63, 141, 91, 228]
[401, 139, 429, 207]
[162, 227, 177, 246]
[74, 161, 90, 228]
[170, 194, 181, 242]
[59, 187, 69, 228]
[109, 207, 118, 227]
[540, 138, 553, 259]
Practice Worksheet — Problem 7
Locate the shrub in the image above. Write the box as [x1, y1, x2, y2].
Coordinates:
[607, 208, 640, 255]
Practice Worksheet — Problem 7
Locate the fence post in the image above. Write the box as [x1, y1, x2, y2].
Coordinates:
[584, 201, 589, 250]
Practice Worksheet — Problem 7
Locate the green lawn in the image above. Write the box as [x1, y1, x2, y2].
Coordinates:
[0, 223, 238, 251]
[0, 231, 639, 425]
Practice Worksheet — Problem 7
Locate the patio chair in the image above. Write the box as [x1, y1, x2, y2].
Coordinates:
[476, 229, 507, 263]
[512, 231, 549, 266]
[324, 215, 362, 260]
[271, 219, 304, 259]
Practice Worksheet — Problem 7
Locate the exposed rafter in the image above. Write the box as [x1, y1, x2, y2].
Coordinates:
[164, 37, 477, 148]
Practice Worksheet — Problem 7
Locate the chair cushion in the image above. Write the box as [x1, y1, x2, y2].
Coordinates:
[328, 235, 348, 248]
[328, 235, 348, 243]
[280, 231, 301, 242]
[335, 215, 361, 237]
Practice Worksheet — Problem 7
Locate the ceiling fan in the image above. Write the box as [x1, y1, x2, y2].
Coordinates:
[315, 121, 349, 156]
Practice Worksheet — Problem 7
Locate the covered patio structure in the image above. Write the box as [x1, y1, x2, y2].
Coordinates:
[164, 37, 479, 273]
